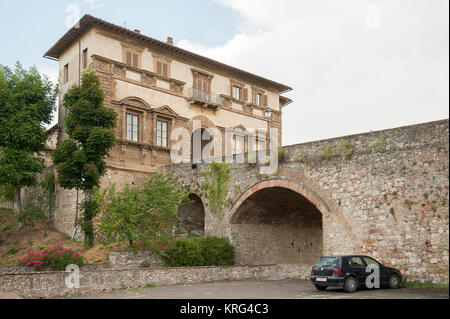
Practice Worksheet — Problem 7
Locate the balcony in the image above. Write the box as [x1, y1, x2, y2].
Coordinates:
[187, 88, 222, 109]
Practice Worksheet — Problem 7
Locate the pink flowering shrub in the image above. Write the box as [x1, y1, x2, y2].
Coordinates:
[16, 242, 84, 270]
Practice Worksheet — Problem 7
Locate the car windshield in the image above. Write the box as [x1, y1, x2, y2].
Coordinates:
[314, 257, 339, 268]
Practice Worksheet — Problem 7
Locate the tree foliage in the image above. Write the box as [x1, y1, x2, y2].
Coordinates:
[96, 173, 190, 252]
[52, 69, 117, 247]
[0, 62, 57, 222]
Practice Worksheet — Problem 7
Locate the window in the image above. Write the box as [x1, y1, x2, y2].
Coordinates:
[232, 86, 241, 100]
[233, 135, 244, 154]
[348, 257, 365, 269]
[314, 257, 339, 268]
[256, 93, 262, 106]
[363, 257, 381, 267]
[126, 113, 139, 142]
[156, 120, 168, 147]
[63, 64, 69, 83]
[157, 61, 169, 78]
[82, 48, 88, 69]
[125, 50, 139, 68]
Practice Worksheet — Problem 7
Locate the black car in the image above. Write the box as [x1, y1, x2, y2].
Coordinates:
[310, 255, 402, 293]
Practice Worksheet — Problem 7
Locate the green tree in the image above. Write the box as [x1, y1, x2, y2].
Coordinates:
[96, 173, 190, 252]
[52, 70, 117, 247]
[0, 63, 57, 225]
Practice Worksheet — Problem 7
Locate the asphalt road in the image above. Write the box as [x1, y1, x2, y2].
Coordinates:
[76, 280, 449, 299]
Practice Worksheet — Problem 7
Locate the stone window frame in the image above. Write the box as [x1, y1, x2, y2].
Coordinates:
[121, 43, 143, 69]
[192, 68, 213, 93]
[152, 53, 172, 79]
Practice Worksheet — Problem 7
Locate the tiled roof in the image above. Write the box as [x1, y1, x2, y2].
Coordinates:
[44, 15, 292, 93]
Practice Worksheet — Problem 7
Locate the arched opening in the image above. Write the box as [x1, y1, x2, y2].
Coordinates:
[230, 187, 323, 265]
[177, 193, 205, 236]
[191, 128, 213, 163]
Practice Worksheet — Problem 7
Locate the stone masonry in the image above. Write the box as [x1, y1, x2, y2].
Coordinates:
[164, 119, 449, 285]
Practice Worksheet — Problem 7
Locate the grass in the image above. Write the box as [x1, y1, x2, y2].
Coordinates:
[402, 279, 449, 290]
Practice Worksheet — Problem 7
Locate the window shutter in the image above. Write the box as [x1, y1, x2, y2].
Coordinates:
[157, 61, 162, 75]
[163, 63, 168, 77]
[126, 52, 132, 66]
[243, 88, 248, 101]
[263, 95, 268, 107]
[193, 76, 198, 89]
[132, 53, 138, 67]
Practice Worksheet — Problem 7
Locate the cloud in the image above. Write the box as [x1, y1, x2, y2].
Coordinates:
[177, 0, 449, 144]
[36, 65, 59, 129]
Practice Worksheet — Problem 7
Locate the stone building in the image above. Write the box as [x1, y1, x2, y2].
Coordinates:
[44, 14, 292, 236]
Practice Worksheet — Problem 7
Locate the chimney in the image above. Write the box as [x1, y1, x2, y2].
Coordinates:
[167, 37, 173, 45]
[134, 29, 140, 34]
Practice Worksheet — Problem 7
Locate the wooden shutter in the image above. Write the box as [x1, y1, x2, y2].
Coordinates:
[132, 53, 138, 67]
[193, 75, 198, 89]
[157, 61, 162, 75]
[163, 63, 168, 77]
[243, 88, 248, 101]
[126, 51, 132, 66]
[263, 94, 268, 107]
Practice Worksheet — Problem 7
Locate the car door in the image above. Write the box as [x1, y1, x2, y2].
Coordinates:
[363, 256, 388, 285]
[347, 256, 367, 286]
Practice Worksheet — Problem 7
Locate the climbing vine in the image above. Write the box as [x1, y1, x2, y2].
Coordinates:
[204, 162, 231, 215]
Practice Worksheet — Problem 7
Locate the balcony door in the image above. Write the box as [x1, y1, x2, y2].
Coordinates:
[193, 74, 211, 101]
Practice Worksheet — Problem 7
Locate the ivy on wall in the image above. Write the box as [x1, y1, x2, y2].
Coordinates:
[204, 162, 231, 215]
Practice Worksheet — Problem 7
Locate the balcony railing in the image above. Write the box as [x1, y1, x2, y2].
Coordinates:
[188, 88, 223, 107]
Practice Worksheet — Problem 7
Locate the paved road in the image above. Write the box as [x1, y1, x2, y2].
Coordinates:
[77, 280, 449, 299]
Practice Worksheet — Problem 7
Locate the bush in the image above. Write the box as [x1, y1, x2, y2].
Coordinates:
[164, 236, 234, 267]
[16, 242, 84, 270]
[164, 238, 204, 267]
[198, 237, 234, 266]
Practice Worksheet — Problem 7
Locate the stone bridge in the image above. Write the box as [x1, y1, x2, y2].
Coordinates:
[165, 119, 449, 284]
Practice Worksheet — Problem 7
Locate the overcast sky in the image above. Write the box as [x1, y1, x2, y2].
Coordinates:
[1, 0, 448, 145]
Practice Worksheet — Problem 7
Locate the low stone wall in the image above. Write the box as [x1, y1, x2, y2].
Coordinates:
[0, 264, 309, 298]
[109, 251, 165, 268]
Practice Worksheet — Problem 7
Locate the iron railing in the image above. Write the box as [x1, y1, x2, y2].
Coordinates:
[189, 88, 223, 105]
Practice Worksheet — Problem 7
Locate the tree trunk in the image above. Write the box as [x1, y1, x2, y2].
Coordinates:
[84, 188, 92, 202]
[83, 188, 94, 248]
[16, 190, 24, 229]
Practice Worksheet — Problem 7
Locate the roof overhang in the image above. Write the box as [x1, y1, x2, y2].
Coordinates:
[280, 96, 293, 108]
[44, 15, 292, 94]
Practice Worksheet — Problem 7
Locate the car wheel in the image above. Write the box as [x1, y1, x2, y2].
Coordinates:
[314, 285, 327, 291]
[344, 277, 358, 293]
[388, 274, 400, 289]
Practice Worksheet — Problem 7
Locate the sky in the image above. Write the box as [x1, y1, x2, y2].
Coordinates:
[0, 0, 448, 145]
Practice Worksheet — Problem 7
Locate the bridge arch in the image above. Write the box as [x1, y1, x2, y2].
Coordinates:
[177, 193, 206, 236]
[227, 179, 353, 265]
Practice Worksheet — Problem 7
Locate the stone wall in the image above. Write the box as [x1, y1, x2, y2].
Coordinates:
[0, 264, 309, 298]
[165, 119, 449, 285]
[109, 251, 165, 268]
